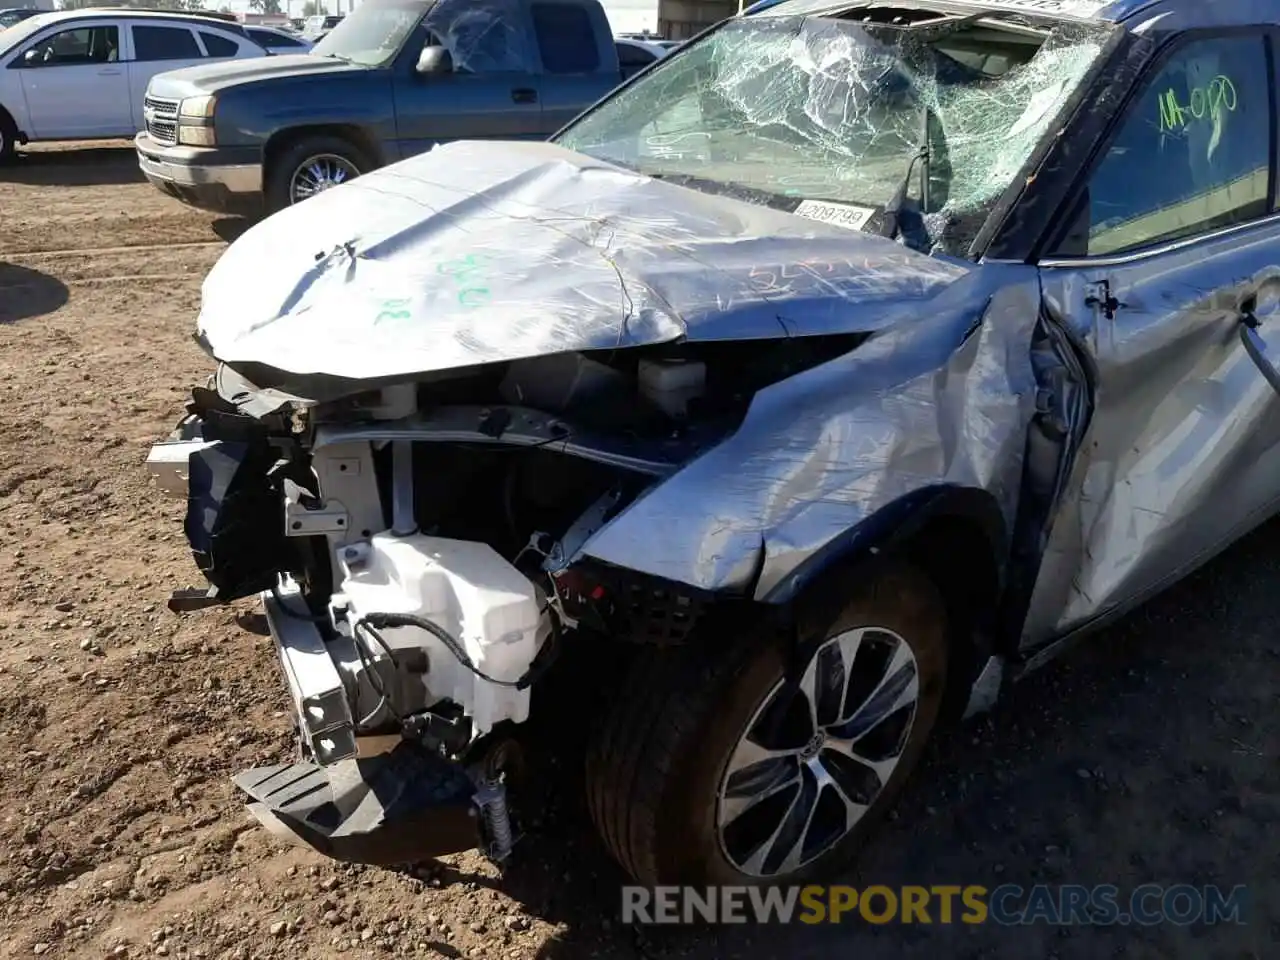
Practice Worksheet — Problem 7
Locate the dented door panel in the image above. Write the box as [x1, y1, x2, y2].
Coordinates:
[1023, 223, 1280, 648]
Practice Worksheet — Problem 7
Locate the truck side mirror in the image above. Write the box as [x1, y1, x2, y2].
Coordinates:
[416, 45, 452, 76]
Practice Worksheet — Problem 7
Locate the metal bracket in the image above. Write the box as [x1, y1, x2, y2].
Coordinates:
[962, 655, 1005, 719]
[284, 492, 350, 537]
[1085, 279, 1123, 320]
[542, 489, 621, 573]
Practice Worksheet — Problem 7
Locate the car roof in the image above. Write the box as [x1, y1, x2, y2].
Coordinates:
[20, 9, 248, 27]
[748, 0, 1280, 27]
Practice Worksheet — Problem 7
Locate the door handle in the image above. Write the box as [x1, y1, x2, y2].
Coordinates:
[97, 68, 122, 75]
[510, 87, 537, 104]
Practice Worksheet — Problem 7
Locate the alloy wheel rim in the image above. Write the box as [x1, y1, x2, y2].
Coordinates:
[715, 627, 920, 878]
[289, 153, 359, 203]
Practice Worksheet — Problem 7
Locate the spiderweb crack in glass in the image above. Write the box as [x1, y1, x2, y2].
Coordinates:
[560, 14, 1105, 247]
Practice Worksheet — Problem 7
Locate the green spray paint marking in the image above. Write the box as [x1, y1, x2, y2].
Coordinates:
[371, 254, 493, 322]
[1158, 75, 1238, 133]
[438, 253, 492, 309]
[374, 298, 411, 323]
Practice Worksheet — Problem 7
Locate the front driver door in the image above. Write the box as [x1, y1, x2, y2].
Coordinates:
[1024, 32, 1280, 644]
[16, 22, 131, 139]
[392, 0, 545, 156]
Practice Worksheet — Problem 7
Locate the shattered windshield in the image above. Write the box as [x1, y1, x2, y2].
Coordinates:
[556, 9, 1112, 252]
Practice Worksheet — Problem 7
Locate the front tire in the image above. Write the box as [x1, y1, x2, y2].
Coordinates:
[0, 109, 18, 165]
[264, 135, 369, 213]
[585, 561, 948, 886]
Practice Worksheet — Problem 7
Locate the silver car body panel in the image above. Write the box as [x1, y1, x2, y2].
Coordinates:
[1025, 220, 1280, 646]
[193, 0, 1280, 662]
[196, 140, 970, 379]
[578, 274, 1043, 599]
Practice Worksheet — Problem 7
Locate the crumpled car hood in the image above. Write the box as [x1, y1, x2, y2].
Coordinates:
[199, 140, 972, 381]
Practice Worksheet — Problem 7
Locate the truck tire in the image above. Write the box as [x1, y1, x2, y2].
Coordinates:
[585, 561, 948, 886]
[0, 109, 17, 164]
[264, 134, 370, 213]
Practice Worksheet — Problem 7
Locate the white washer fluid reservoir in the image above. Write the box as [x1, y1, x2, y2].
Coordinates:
[339, 533, 546, 735]
[638, 359, 706, 419]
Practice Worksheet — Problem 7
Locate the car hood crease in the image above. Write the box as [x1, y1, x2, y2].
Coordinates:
[197, 139, 973, 381]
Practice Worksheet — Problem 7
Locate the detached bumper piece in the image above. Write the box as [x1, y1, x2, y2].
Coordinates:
[234, 745, 481, 866]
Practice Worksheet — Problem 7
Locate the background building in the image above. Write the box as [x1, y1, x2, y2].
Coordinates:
[656, 0, 737, 38]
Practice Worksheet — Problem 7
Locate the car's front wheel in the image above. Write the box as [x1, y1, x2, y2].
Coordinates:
[586, 561, 948, 886]
[0, 109, 18, 165]
[265, 134, 369, 213]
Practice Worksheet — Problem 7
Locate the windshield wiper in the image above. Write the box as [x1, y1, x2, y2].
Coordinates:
[881, 105, 932, 243]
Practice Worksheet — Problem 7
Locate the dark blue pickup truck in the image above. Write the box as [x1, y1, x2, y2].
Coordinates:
[135, 0, 629, 213]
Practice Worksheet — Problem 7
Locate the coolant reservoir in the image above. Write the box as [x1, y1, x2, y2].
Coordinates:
[339, 534, 545, 735]
[638, 359, 706, 419]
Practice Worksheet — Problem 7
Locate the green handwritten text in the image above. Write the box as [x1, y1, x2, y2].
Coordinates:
[374, 298, 411, 323]
[1158, 75, 1238, 133]
[438, 253, 492, 309]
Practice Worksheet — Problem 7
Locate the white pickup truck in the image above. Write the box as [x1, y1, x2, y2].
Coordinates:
[0, 9, 265, 160]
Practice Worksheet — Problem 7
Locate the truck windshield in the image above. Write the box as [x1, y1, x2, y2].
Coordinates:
[311, 0, 420, 66]
[556, 10, 1113, 249]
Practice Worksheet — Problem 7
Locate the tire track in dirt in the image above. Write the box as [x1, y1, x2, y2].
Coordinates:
[3, 240, 226, 259]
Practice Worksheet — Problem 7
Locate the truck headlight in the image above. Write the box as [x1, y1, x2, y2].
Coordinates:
[176, 95, 217, 147]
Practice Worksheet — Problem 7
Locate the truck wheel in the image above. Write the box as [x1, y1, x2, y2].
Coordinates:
[0, 109, 17, 164]
[265, 135, 369, 212]
[585, 561, 948, 886]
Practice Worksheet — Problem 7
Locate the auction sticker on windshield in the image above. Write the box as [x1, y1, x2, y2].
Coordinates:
[793, 200, 876, 232]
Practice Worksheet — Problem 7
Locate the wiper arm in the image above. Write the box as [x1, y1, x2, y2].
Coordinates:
[881, 105, 932, 242]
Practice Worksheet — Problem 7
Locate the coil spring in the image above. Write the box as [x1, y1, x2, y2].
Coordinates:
[476, 777, 513, 862]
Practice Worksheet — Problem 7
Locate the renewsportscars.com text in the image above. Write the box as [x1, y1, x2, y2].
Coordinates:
[621, 884, 1249, 926]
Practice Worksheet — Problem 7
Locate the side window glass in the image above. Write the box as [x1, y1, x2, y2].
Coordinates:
[24, 26, 119, 66]
[532, 3, 599, 74]
[423, 0, 533, 74]
[133, 25, 202, 61]
[616, 43, 655, 69]
[200, 32, 240, 58]
[1065, 36, 1271, 257]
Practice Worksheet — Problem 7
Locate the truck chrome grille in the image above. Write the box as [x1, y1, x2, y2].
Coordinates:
[143, 95, 180, 146]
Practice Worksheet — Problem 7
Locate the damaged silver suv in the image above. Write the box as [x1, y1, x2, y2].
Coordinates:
[148, 0, 1280, 885]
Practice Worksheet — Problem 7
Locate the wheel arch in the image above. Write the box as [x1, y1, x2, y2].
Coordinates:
[758, 484, 1009, 720]
[262, 123, 384, 176]
[0, 101, 19, 138]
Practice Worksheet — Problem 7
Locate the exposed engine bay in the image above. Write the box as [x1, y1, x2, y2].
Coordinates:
[149, 335, 866, 865]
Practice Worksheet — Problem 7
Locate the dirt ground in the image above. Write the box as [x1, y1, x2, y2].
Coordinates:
[0, 143, 1277, 960]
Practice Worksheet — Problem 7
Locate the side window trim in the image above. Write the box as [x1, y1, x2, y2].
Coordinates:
[1268, 29, 1279, 212]
[1039, 210, 1280, 268]
[1041, 28, 1277, 264]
